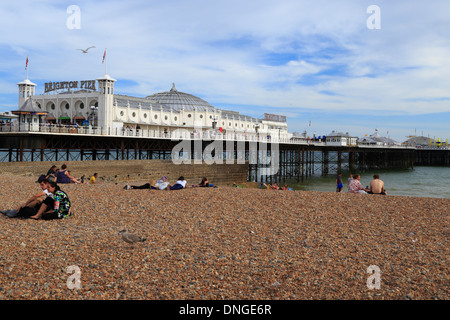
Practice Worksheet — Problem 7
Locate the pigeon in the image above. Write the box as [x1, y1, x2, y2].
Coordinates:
[77, 46, 95, 53]
[118, 229, 146, 246]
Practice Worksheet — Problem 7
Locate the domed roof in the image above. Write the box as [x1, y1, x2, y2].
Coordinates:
[146, 83, 215, 112]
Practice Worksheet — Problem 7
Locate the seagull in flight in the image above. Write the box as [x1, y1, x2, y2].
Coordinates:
[77, 46, 95, 53]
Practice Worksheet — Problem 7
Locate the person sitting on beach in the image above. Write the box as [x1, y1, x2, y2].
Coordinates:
[30, 181, 71, 220]
[56, 164, 81, 184]
[192, 177, 217, 188]
[347, 174, 353, 192]
[192, 177, 209, 188]
[45, 165, 58, 182]
[368, 174, 386, 195]
[169, 176, 187, 190]
[199, 177, 209, 187]
[89, 173, 98, 184]
[336, 173, 344, 192]
[348, 174, 370, 194]
[0, 177, 51, 218]
[2, 180, 62, 219]
[67, 170, 82, 184]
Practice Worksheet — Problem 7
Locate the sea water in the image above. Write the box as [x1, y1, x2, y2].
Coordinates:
[285, 166, 450, 199]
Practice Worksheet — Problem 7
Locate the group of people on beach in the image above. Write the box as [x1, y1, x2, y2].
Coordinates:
[337, 173, 387, 195]
[124, 176, 217, 191]
[263, 183, 292, 190]
[0, 175, 72, 220]
[40, 164, 98, 185]
[0, 162, 101, 220]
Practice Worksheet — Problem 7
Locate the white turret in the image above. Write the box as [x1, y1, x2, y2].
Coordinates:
[96, 73, 116, 128]
[17, 78, 36, 109]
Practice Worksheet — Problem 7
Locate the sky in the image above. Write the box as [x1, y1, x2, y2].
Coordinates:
[0, 0, 449, 142]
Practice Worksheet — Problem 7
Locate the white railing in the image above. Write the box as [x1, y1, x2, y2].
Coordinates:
[0, 123, 446, 150]
[0, 123, 296, 144]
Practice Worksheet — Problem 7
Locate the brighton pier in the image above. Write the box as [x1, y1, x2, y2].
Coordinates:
[0, 70, 448, 183]
[1, 126, 448, 183]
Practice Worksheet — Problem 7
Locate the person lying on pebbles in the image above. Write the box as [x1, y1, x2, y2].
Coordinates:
[168, 176, 187, 190]
[124, 176, 169, 190]
[124, 180, 158, 190]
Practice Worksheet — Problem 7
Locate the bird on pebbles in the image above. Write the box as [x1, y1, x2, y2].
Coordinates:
[118, 229, 147, 247]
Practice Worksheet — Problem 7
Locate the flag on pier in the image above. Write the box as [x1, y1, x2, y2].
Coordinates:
[25, 56, 28, 70]
[102, 49, 106, 64]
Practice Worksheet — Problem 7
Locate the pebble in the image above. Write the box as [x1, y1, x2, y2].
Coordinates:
[0, 175, 448, 300]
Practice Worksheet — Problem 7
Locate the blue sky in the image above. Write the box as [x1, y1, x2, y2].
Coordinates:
[1, 0, 449, 141]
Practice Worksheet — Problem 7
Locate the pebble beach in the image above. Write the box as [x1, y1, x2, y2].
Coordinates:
[0, 175, 448, 300]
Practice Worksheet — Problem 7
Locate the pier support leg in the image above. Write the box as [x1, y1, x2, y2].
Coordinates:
[322, 151, 329, 176]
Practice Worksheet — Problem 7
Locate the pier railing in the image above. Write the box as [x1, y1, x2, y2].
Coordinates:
[0, 122, 298, 144]
[0, 122, 431, 150]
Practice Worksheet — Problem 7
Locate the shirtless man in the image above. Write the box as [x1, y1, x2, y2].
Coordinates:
[368, 174, 386, 195]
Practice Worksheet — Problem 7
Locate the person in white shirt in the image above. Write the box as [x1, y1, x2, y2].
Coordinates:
[169, 176, 187, 190]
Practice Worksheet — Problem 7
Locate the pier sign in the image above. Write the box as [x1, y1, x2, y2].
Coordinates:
[264, 113, 286, 122]
[44, 80, 96, 93]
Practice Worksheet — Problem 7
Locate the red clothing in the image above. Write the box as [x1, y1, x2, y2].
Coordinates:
[349, 179, 364, 193]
